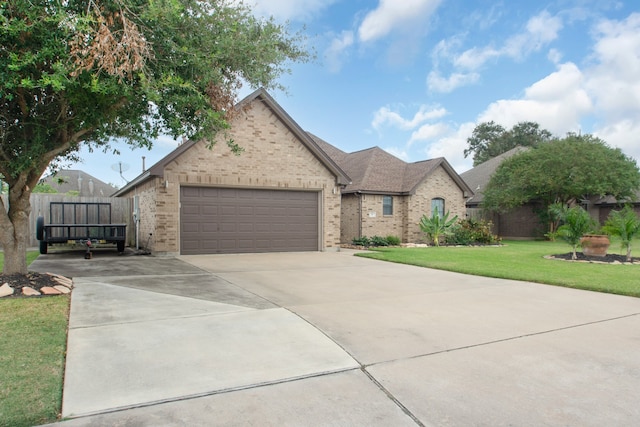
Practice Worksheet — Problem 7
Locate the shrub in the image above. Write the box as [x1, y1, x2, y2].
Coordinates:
[370, 235, 389, 246]
[602, 205, 640, 262]
[385, 235, 401, 246]
[556, 206, 597, 260]
[352, 236, 370, 247]
[419, 210, 458, 246]
[446, 218, 500, 245]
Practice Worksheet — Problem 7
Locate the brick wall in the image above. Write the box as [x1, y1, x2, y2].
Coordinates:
[120, 99, 342, 254]
[340, 194, 360, 243]
[360, 194, 406, 241]
[406, 166, 467, 243]
[339, 166, 467, 244]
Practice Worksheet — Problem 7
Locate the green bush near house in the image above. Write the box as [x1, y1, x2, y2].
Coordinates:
[385, 235, 401, 246]
[352, 235, 401, 247]
[602, 205, 640, 262]
[419, 210, 458, 247]
[446, 218, 500, 245]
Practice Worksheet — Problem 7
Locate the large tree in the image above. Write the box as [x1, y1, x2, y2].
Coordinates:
[0, 0, 309, 274]
[483, 133, 640, 214]
[464, 121, 553, 166]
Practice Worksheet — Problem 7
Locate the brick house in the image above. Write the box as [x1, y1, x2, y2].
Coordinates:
[461, 146, 640, 238]
[310, 134, 473, 244]
[114, 88, 349, 255]
[115, 88, 472, 253]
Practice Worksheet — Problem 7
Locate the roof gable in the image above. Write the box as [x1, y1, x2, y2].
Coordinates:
[114, 89, 350, 196]
[310, 134, 472, 196]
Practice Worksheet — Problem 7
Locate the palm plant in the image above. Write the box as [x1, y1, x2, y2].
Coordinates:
[419, 210, 458, 247]
[556, 206, 596, 260]
[602, 205, 640, 262]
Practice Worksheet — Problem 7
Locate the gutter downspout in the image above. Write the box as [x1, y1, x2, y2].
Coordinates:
[357, 192, 363, 238]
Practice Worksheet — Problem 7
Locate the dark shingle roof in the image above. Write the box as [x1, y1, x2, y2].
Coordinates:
[309, 133, 472, 196]
[460, 146, 529, 206]
[40, 169, 118, 197]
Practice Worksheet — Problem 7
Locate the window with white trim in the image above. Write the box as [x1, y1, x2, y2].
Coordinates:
[383, 196, 393, 215]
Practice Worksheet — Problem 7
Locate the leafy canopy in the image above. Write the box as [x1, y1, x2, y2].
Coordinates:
[0, 0, 309, 274]
[483, 133, 640, 213]
[464, 121, 553, 166]
[0, 0, 310, 186]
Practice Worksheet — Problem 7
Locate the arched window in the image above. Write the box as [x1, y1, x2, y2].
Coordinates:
[431, 198, 445, 217]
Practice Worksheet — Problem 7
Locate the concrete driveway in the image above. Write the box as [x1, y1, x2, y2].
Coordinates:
[33, 250, 640, 426]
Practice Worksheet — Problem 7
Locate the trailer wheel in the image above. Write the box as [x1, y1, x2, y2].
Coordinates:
[117, 241, 125, 253]
[39, 240, 48, 254]
[36, 216, 45, 241]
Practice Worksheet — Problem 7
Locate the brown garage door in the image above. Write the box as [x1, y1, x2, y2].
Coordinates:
[180, 187, 319, 255]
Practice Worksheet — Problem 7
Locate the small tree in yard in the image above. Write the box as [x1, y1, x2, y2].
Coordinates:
[556, 206, 596, 260]
[0, 0, 309, 275]
[419, 211, 458, 247]
[482, 134, 640, 234]
[602, 205, 640, 262]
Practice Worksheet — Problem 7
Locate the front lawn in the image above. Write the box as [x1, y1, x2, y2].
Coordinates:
[357, 240, 640, 297]
[0, 252, 69, 427]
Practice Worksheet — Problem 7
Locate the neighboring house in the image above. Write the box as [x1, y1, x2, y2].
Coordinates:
[39, 169, 117, 197]
[588, 192, 640, 223]
[310, 134, 473, 244]
[461, 147, 640, 238]
[114, 88, 349, 255]
[460, 146, 543, 238]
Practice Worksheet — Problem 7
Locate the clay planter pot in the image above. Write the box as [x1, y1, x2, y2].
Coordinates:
[580, 234, 610, 257]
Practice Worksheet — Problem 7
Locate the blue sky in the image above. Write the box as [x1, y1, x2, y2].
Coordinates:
[66, 0, 640, 187]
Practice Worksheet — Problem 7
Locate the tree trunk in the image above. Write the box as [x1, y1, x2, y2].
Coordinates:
[627, 244, 632, 263]
[2, 220, 29, 275]
[0, 182, 33, 275]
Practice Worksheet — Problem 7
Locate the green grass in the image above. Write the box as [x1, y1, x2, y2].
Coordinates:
[358, 239, 640, 297]
[0, 251, 69, 427]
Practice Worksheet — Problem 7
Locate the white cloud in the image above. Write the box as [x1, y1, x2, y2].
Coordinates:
[324, 31, 355, 73]
[424, 122, 476, 173]
[478, 62, 592, 135]
[595, 119, 640, 163]
[454, 46, 501, 70]
[547, 48, 563, 64]
[427, 70, 480, 93]
[358, 0, 442, 43]
[409, 122, 450, 145]
[586, 13, 640, 118]
[454, 10, 563, 71]
[249, 0, 338, 21]
[586, 13, 640, 163]
[372, 105, 447, 131]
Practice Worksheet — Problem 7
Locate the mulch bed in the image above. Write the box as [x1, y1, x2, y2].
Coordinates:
[548, 253, 639, 263]
[0, 272, 69, 298]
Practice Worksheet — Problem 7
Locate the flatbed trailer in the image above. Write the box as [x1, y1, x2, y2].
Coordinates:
[36, 202, 126, 254]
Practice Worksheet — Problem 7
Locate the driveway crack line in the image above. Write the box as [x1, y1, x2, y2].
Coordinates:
[365, 312, 640, 368]
[286, 307, 424, 426]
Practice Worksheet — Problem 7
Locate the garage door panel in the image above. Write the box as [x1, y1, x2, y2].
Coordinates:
[180, 187, 318, 254]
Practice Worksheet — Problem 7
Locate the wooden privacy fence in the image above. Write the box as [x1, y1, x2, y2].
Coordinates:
[1, 194, 132, 248]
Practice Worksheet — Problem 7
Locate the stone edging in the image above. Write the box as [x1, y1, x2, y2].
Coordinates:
[0, 273, 73, 298]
